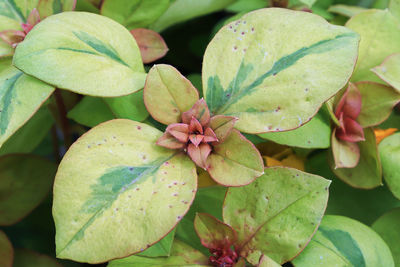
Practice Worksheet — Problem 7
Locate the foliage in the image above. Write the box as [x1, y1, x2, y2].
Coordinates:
[0, 0, 400, 266]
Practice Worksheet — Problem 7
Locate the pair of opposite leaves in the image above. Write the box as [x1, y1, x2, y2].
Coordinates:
[11, 8, 360, 263]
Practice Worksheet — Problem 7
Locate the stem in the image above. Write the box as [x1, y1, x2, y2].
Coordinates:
[51, 125, 61, 163]
[54, 89, 72, 149]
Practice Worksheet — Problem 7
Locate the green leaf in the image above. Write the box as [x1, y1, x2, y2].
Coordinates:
[329, 128, 382, 189]
[258, 108, 331, 148]
[223, 167, 331, 265]
[13, 12, 146, 97]
[0, 0, 39, 22]
[194, 213, 236, 249]
[101, 0, 170, 29]
[0, 65, 54, 148]
[0, 231, 13, 267]
[298, 0, 317, 7]
[207, 129, 264, 186]
[151, 0, 236, 32]
[0, 154, 57, 225]
[106, 93, 147, 122]
[137, 229, 176, 257]
[331, 129, 360, 168]
[176, 186, 226, 255]
[346, 9, 400, 83]
[37, 0, 76, 18]
[0, 106, 54, 155]
[372, 208, 400, 266]
[357, 81, 400, 127]
[225, 0, 267, 13]
[306, 150, 400, 225]
[372, 53, 400, 93]
[13, 249, 62, 267]
[390, 0, 400, 18]
[67, 96, 115, 127]
[328, 4, 366, 17]
[379, 133, 400, 199]
[292, 215, 395, 267]
[53, 119, 197, 263]
[144, 64, 199, 125]
[203, 8, 359, 134]
[108, 240, 209, 267]
[104, 90, 149, 122]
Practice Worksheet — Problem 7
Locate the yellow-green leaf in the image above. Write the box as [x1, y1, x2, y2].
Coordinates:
[329, 128, 382, 189]
[108, 240, 209, 267]
[144, 64, 199, 125]
[37, 0, 76, 18]
[346, 9, 400, 83]
[13, 12, 146, 97]
[0, 16, 21, 57]
[223, 167, 330, 265]
[357, 81, 400, 127]
[53, 119, 197, 263]
[207, 129, 264, 186]
[259, 108, 331, 148]
[372, 53, 400, 93]
[293, 215, 395, 267]
[0, 65, 54, 148]
[203, 8, 359, 133]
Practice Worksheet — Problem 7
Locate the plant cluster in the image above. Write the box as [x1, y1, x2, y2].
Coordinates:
[0, 0, 400, 266]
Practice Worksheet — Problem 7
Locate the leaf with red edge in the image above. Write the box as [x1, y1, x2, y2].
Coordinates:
[207, 129, 264, 186]
[0, 231, 13, 267]
[223, 167, 331, 265]
[209, 115, 238, 143]
[144, 64, 199, 125]
[188, 143, 212, 170]
[331, 129, 360, 168]
[194, 213, 237, 250]
[357, 81, 400, 128]
[182, 99, 211, 127]
[130, 28, 168, 64]
[329, 128, 382, 189]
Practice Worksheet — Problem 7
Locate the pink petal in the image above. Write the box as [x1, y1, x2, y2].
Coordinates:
[156, 132, 185, 149]
[209, 115, 238, 142]
[189, 117, 203, 134]
[0, 30, 25, 47]
[182, 98, 210, 126]
[21, 23, 34, 34]
[187, 143, 212, 169]
[189, 134, 204, 147]
[336, 117, 365, 142]
[166, 123, 189, 143]
[26, 8, 40, 27]
[203, 127, 218, 143]
[335, 83, 362, 120]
